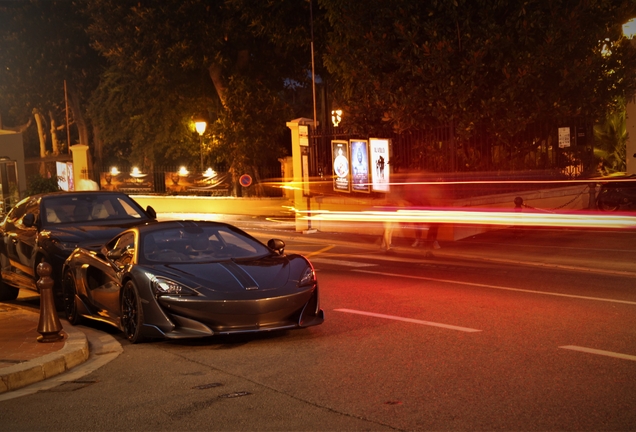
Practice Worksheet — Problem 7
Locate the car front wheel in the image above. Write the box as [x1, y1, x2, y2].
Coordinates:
[120, 280, 146, 344]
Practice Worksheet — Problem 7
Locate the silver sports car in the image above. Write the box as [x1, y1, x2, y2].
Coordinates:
[62, 220, 324, 343]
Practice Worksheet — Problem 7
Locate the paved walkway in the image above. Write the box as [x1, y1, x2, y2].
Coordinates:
[0, 304, 88, 394]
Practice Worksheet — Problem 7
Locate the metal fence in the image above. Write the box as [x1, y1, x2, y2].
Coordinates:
[308, 119, 595, 199]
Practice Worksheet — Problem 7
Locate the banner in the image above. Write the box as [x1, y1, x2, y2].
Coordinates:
[331, 140, 350, 192]
[369, 138, 390, 193]
[350, 139, 370, 193]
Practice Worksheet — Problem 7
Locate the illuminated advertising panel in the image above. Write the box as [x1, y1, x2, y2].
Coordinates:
[331, 140, 350, 192]
[56, 161, 70, 191]
[369, 138, 390, 193]
[350, 139, 370, 193]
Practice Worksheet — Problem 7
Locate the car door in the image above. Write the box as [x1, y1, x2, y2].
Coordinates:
[0, 197, 39, 290]
[89, 231, 136, 320]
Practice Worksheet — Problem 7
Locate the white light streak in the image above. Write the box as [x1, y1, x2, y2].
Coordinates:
[298, 209, 636, 229]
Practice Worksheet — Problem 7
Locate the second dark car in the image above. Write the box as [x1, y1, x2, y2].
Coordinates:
[0, 191, 157, 301]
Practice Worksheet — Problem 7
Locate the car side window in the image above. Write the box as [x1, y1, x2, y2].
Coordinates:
[6, 201, 27, 224]
[11, 197, 40, 228]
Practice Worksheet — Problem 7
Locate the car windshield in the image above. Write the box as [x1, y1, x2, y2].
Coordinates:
[41, 194, 147, 225]
[141, 226, 271, 263]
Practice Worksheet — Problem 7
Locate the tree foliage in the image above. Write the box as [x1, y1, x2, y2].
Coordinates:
[321, 0, 636, 140]
[24, 174, 61, 196]
[83, 0, 313, 182]
[594, 99, 627, 173]
[0, 0, 103, 158]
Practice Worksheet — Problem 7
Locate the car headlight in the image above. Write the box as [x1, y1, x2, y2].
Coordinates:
[298, 266, 316, 288]
[148, 274, 197, 296]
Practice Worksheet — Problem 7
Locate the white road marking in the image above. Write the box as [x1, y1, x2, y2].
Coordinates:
[354, 270, 636, 306]
[559, 345, 636, 361]
[334, 308, 482, 333]
[310, 257, 377, 267]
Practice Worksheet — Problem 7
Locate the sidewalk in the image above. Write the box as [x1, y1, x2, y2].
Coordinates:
[0, 304, 88, 394]
[1, 216, 634, 396]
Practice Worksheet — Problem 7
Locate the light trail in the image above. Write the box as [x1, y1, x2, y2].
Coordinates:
[296, 209, 636, 229]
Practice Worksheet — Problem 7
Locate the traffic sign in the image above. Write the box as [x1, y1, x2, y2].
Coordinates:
[239, 174, 252, 187]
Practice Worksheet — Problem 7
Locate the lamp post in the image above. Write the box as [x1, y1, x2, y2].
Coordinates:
[195, 120, 207, 172]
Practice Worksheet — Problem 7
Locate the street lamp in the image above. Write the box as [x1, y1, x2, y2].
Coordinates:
[195, 119, 207, 172]
[331, 109, 342, 127]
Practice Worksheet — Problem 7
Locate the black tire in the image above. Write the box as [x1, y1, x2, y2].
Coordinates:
[597, 191, 621, 211]
[120, 280, 146, 344]
[62, 269, 82, 325]
[0, 278, 19, 301]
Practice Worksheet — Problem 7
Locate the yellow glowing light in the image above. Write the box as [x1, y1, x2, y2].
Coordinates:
[130, 167, 142, 177]
[203, 168, 216, 177]
[331, 109, 342, 127]
[110, 167, 120, 176]
[297, 209, 636, 230]
[178, 166, 189, 176]
[195, 121, 207, 135]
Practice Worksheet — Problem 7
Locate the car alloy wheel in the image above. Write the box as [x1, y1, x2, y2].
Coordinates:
[120, 280, 146, 344]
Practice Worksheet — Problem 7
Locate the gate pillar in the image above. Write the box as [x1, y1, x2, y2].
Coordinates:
[286, 118, 317, 233]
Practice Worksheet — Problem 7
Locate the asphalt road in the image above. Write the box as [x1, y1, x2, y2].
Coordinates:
[1, 227, 635, 431]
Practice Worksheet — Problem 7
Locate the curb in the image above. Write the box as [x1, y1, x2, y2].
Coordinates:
[0, 321, 89, 394]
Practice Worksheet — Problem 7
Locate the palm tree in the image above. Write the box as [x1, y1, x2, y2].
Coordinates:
[594, 101, 627, 175]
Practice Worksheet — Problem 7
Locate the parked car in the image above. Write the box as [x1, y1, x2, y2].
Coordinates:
[61, 220, 324, 343]
[596, 175, 636, 211]
[0, 191, 157, 302]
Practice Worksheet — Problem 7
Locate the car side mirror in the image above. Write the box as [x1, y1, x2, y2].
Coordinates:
[146, 205, 157, 219]
[267, 238, 285, 255]
[23, 213, 36, 228]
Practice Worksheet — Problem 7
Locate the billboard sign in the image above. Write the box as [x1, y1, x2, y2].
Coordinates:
[332, 140, 350, 192]
[350, 139, 370, 193]
[369, 138, 390, 192]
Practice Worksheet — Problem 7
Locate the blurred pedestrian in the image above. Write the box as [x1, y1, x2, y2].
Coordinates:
[405, 171, 441, 250]
[379, 175, 409, 253]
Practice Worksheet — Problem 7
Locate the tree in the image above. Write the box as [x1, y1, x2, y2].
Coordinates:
[320, 0, 636, 141]
[83, 0, 314, 194]
[594, 99, 627, 174]
[0, 0, 103, 162]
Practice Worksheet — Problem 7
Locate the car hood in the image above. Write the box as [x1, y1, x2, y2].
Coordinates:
[150, 256, 294, 293]
[47, 221, 150, 248]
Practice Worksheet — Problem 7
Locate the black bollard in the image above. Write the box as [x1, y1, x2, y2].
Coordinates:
[36, 262, 64, 343]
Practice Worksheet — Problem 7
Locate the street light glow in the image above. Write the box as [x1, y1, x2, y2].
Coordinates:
[195, 121, 207, 135]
